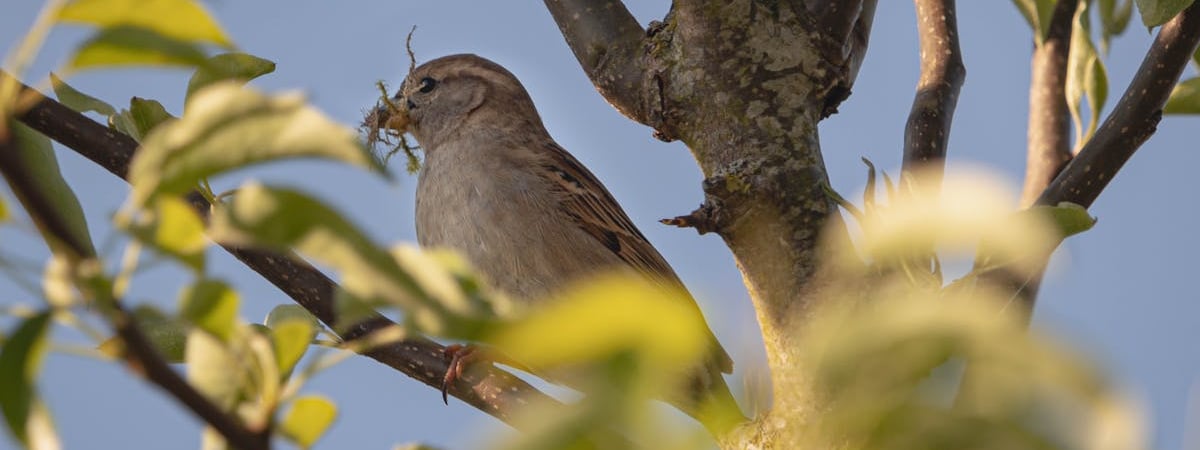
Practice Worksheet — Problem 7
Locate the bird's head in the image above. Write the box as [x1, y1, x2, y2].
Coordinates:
[380, 54, 545, 148]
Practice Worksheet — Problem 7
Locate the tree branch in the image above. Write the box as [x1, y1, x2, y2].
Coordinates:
[542, 0, 650, 124]
[1020, 0, 1077, 207]
[1036, 2, 1200, 208]
[901, 0, 965, 183]
[0, 122, 267, 450]
[8, 76, 561, 428]
[812, 0, 865, 57]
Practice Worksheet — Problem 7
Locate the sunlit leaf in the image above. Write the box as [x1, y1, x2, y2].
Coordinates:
[67, 26, 209, 71]
[208, 183, 506, 338]
[57, 0, 231, 47]
[128, 83, 382, 206]
[0, 312, 53, 448]
[42, 256, 77, 308]
[49, 73, 115, 116]
[9, 123, 96, 257]
[1164, 77, 1200, 114]
[179, 279, 239, 342]
[1030, 201, 1098, 237]
[186, 53, 276, 104]
[116, 196, 206, 271]
[266, 306, 318, 376]
[185, 329, 241, 410]
[1135, 0, 1196, 28]
[280, 396, 337, 449]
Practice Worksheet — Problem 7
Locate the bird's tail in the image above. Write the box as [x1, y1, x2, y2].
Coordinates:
[667, 363, 747, 436]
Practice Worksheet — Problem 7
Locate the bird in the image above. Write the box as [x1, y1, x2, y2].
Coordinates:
[379, 53, 744, 433]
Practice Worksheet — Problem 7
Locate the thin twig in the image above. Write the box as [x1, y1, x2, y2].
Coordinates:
[0, 123, 268, 450]
[901, 0, 965, 186]
[1020, 0, 1077, 207]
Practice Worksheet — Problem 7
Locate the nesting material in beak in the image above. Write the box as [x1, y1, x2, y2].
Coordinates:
[383, 107, 410, 133]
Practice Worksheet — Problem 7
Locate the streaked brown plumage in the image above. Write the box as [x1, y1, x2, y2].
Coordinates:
[387, 54, 743, 432]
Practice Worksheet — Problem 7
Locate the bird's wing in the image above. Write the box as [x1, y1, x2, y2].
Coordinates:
[538, 142, 734, 373]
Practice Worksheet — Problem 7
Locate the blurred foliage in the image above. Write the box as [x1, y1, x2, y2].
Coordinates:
[0, 0, 1171, 449]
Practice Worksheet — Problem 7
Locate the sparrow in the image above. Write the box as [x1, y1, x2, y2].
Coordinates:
[378, 54, 744, 433]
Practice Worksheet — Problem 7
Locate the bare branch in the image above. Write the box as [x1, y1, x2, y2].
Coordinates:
[1020, 0, 1077, 207]
[8, 75, 561, 428]
[1037, 2, 1200, 208]
[0, 122, 267, 450]
[901, 0, 965, 184]
[543, 0, 650, 123]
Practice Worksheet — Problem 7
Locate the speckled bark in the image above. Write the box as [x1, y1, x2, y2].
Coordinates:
[549, 1, 876, 447]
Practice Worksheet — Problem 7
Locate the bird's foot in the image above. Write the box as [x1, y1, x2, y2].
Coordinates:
[441, 344, 480, 405]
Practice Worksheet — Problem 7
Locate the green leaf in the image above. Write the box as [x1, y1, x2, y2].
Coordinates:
[179, 279, 239, 342]
[49, 73, 115, 116]
[1066, 2, 1107, 152]
[266, 305, 318, 376]
[129, 97, 176, 137]
[57, 0, 232, 47]
[0, 312, 53, 447]
[98, 305, 190, 363]
[1136, 0, 1196, 28]
[1011, 0, 1057, 42]
[1098, 0, 1135, 52]
[1164, 77, 1200, 113]
[209, 183, 506, 338]
[1031, 202, 1098, 237]
[10, 123, 97, 257]
[280, 396, 337, 449]
[186, 53, 276, 104]
[117, 196, 206, 271]
[185, 329, 241, 410]
[67, 26, 209, 71]
[128, 83, 383, 207]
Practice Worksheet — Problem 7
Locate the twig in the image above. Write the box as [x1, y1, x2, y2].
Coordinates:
[901, 0, 965, 186]
[7, 73, 561, 428]
[0, 123, 268, 450]
[1020, 0, 1077, 207]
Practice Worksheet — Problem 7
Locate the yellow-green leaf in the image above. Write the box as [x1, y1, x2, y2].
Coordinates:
[0, 312, 53, 448]
[179, 279, 239, 342]
[128, 83, 382, 206]
[1164, 77, 1200, 114]
[186, 53, 276, 104]
[67, 26, 208, 71]
[129, 97, 176, 137]
[57, 0, 231, 47]
[185, 329, 240, 410]
[281, 396, 337, 449]
[266, 306, 318, 376]
[1030, 201, 1097, 237]
[49, 73, 115, 116]
[117, 196, 206, 271]
[1011, 0, 1057, 42]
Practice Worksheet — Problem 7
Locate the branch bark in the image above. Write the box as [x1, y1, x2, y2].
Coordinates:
[0, 121, 267, 450]
[549, 1, 878, 445]
[1019, 0, 1077, 207]
[902, 0, 965, 184]
[542, 0, 649, 124]
[8, 76, 560, 428]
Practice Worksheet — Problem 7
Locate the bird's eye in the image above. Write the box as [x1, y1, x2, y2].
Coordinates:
[418, 77, 437, 93]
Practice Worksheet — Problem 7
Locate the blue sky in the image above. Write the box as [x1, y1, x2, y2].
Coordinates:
[1, 1, 1198, 449]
